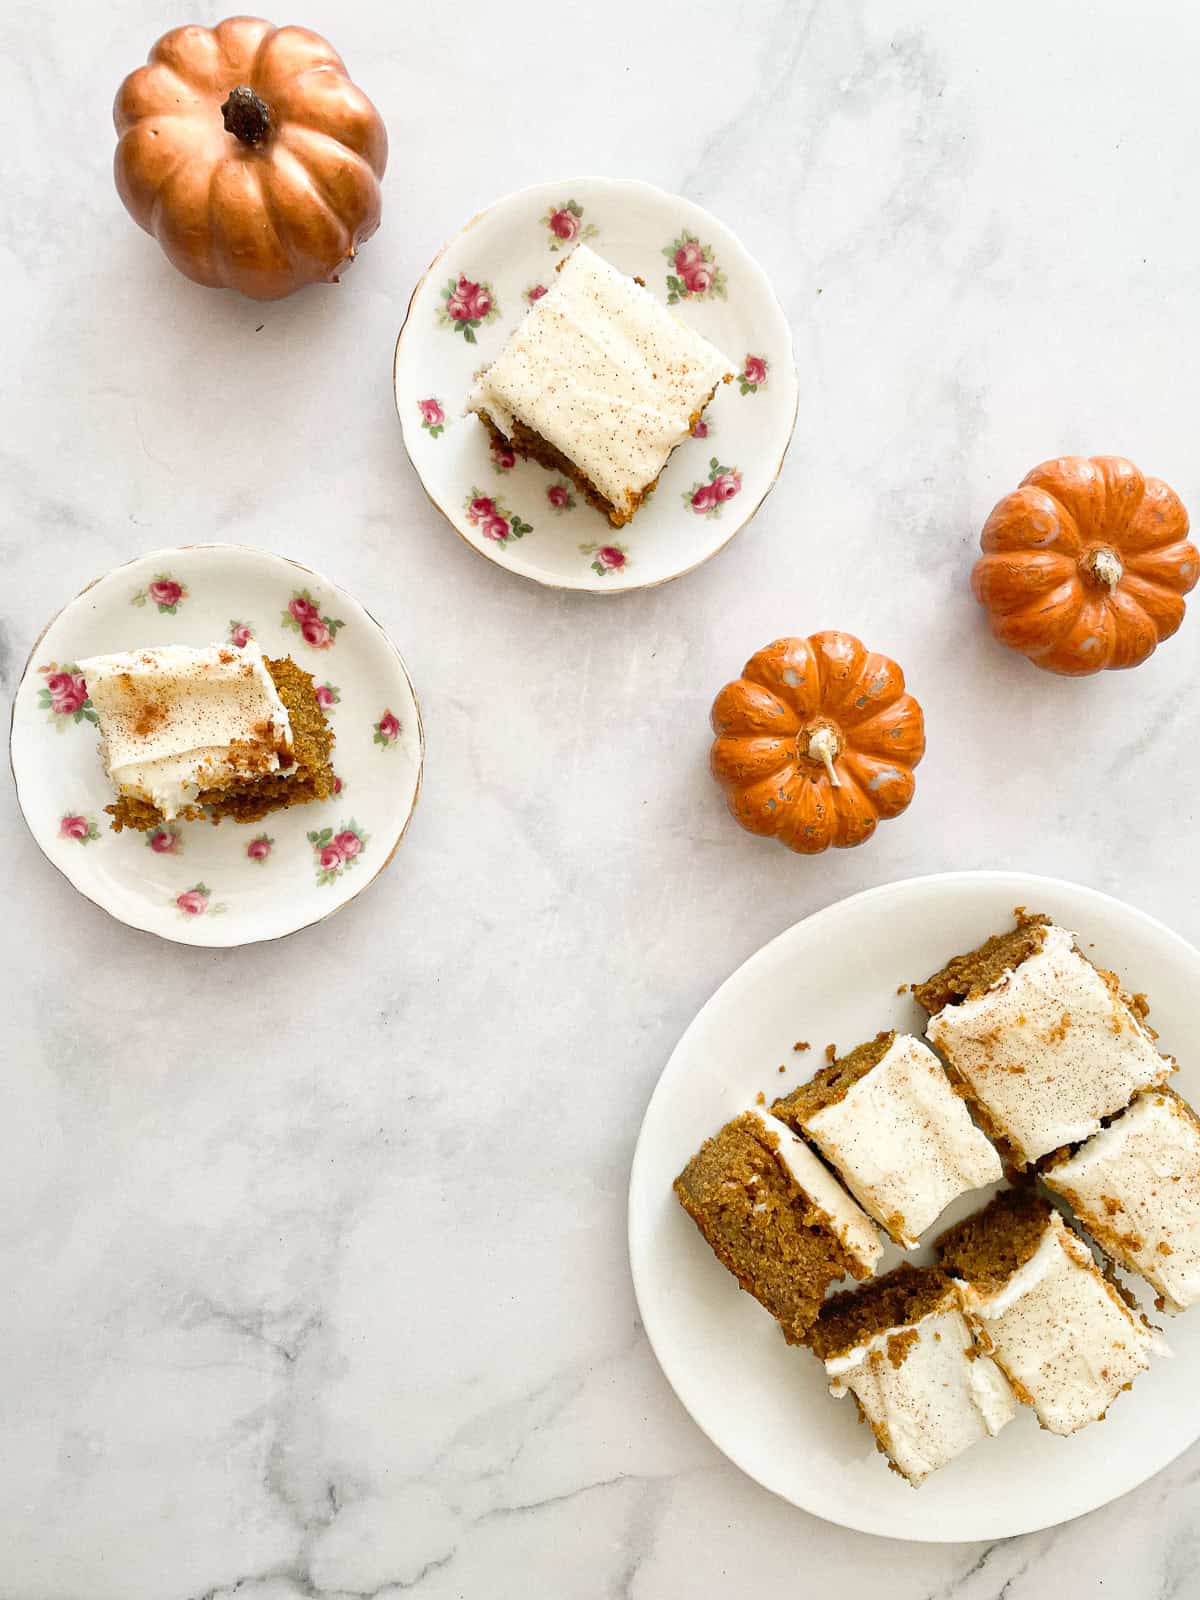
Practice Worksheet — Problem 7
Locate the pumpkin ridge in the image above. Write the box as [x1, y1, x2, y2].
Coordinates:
[1095, 456, 1146, 546]
[249, 147, 301, 261]
[149, 157, 223, 283]
[829, 765, 876, 849]
[1119, 573, 1187, 642]
[115, 64, 207, 133]
[208, 156, 288, 293]
[1124, 542, 1200, 592]
[258, 145, 350, 271]
[276, 124, 379, 224]
[839, 751, 917, 818]
[730, 762, 802, 838]
[252, 27, 349, 105]
[851, 697, 926, 765]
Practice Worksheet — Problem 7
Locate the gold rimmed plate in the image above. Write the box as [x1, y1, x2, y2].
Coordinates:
[10, 544, 423, 947]
[393, 176, 798, 593]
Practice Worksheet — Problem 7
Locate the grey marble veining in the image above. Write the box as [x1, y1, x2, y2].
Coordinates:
[4, 0, 1200, 1595]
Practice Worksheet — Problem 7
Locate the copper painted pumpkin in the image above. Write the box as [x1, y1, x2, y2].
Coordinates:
[710, 633, 926, 854]
[972, 456, 1197, 676]
[114, 17, 387, 301]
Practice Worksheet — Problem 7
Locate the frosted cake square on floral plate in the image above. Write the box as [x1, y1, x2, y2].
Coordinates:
[393, 177, 797, 593]
[10, 545, 422, 947]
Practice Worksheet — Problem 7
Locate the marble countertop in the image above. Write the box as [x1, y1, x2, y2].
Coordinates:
[5, 1, 1200, 1594]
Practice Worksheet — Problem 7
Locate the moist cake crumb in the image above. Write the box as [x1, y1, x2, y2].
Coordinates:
[674, 1106, 882, 1345]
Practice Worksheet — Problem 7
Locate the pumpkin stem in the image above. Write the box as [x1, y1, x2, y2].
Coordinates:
[807, 725, 841, 788]
[221, 86, 271, 145]
[1082, 546, 1123, 591]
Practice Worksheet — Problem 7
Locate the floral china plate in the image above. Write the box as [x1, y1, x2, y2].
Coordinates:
[393, 177, 798, 593]
[9, 545, 423, 947]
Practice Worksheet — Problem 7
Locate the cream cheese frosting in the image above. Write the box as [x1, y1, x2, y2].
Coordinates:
[801, 1034, 1003, 1248]
[76, 641, 296, 821]
[955, 1211, 1166, 1435]
[926, 923, 1172, 1166]
[466, 244, 732, 516]
[740, 1103, 883, 1277]
[1044, 1090, 1200, 1314]
[823, 1299, 1016, 1485]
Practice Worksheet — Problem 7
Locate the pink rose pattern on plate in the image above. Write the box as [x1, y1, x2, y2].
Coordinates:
[464, 488, 532, 549]
[132, 574, 188, 614]
[37, 572, 416, 927]
[307, 819, 369, 887]
[579, 542, 630, 578]
[437, 273, 499, 343]
[59, 813, 100, 844]
[175, 883, 225, 917]
[525, 284, 548, 304]
[663, 231, 727, 304]
[419, 398, 446, 438]
[491, 440, 516, 473]
[543, 199, 597, 252]
[37, 663, 96, 729]
[682, 457, 743, 519]
[546, 482, 576, 514]
[281, 589, 345, 650]
[374, 710, 401, 749]
[738, 354, 768, 395]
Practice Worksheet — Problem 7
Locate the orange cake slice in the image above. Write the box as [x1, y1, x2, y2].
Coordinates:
[76, 641, 335, 831]
[674, 1103, 882, 1346]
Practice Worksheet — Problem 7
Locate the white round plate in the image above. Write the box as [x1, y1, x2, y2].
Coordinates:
[393, 177, 797, 593]
[628, 871, 1200, 1541]
[10, 545, 422, 948]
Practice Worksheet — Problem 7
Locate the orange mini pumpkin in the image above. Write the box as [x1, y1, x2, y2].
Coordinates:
[972, 455, 1197, 676]
[114, 17, 387, 301]
[710, 633, 925, 855]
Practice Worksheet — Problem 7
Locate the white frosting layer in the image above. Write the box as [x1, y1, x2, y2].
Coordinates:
[76, 641, 296, 821]
[926, 924, 1171, 1166]
[1045, 1091, 1200, 1314]
[802, 1034, 1003, 1247]
[957, 1212, 1165, 1435]
[824, 1301, 1015, 1486]
[741, 1104, 883, 1276]
[467, 245, 732, 516]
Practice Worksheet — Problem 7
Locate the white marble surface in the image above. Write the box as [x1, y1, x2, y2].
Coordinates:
[4, 1, 1200, 1594]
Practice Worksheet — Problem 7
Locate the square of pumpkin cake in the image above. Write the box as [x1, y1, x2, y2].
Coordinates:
[674, 1101, 882, 1346]
[935, 1188, 1166, 1436]
[1043, 1088, 1200, 1314]
[76, 640, 335, 831]
[771, 1031, 1003, 1248]
[467, 244, 732, 526]
[915, 914, 1173, 1167]
[807, 1262, 1016, 1487]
